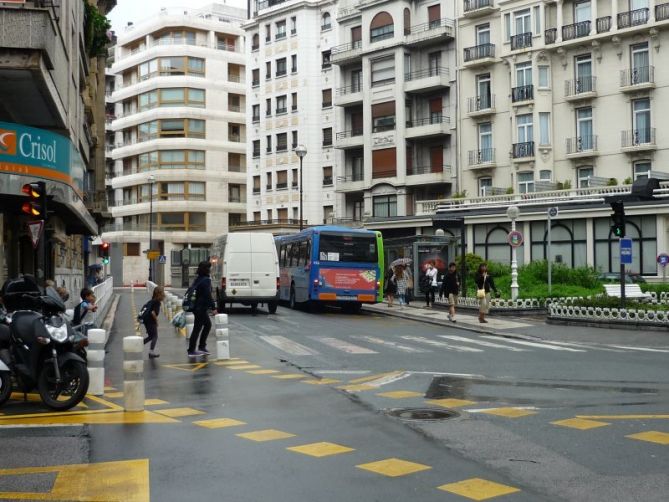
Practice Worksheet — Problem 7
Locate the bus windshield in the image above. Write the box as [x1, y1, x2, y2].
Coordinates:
[318, 233, 378, 263]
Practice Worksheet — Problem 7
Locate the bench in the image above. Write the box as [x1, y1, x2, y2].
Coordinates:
[603, 283, 652, 300]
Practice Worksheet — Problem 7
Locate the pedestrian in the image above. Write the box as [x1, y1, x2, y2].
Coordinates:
[72, 288, 98, 327]
[384, 266, 397, 307]
[475, 263, 498, 323]
[394, 266, 408, 308]
[187, 261, 217, 358]
[405, 265, 413, 306]
[143, 286, 165, 358]
[424, 261, 439, 308]
[443, 262, 461, 322]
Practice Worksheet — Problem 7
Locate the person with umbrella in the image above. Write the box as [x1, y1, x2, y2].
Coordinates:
[390, 258, 413, 306]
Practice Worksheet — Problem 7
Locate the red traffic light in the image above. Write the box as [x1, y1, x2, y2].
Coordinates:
[22, 202, 42, 217]
[101, 242, 110, 250]
[22, 183, 44, 198]
[20, 181, 46, 219]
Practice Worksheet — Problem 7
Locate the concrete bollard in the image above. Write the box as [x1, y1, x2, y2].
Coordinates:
[185, 313, 195, 340]
[123, 336, 144, 412]
[214, 314, 229, 360]
[87, 329, 106, 396]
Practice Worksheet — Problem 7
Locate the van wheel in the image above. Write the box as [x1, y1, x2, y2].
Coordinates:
[250, 303, 258, 315]
[289, 287, 297, 309]
[268, 301, 278, 314]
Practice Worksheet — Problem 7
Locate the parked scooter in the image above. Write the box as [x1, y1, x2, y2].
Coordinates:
[0, 276, 89, 411]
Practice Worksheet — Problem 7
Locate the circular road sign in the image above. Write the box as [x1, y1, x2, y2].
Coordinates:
[657, 253, 669, 267]
[548, 207, 559, 218]
[507, 230, 524, 248]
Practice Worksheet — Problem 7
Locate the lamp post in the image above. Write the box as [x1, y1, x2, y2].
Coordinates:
[506, 204, 520, 300]
[295, 144, 307, 230]
[148, 174, 155, 282]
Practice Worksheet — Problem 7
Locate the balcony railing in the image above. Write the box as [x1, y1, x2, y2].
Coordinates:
[340, 171, 364, 182]
[596, 16, 612, 33]
[336, 129, 364, 140]
[464, 43, 495, 62]
[512, 141, 534, 158]
[231, 219, 304, 228]
[464, 0, 492, 12]
[252, 150, 261, 158]
[252, 79, 260, 87]
[217, 42, 238, 52]
[562, 20, 591, 41]
[406, 115, 449, 128]
[405, 18, 454, 38]
[323, 176, 333, 186]
[228, 74, 243, 83]
[511, 85, 533, 102]
[276, 107, 287, 114]
[331, 41, 362, 60]
[620, 66, 654, 87]
[404, 67, 449, 81]
[468, 149, 494, 166]
[252, 115, 260, 123]
[252, 188, 260, 194]
[336, 83, 362, 96]
[407, 164, 447, 175]
[545, 28, 557, 44]
[467, 94, 495, 112]
[617, 8, 649, 28]
[372, 123, 396, 133]
[566, 135, 598, 154]
[657, 3, 669, 21]
[621, 128, 655, 148]
[510, 32, 532, 50]
[565, 76, 596, 96]
[276, 182, 288, 189]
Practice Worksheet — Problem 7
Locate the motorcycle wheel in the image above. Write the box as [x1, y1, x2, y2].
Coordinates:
[0, 371, 11, 407]
[38, 361, 89, 411]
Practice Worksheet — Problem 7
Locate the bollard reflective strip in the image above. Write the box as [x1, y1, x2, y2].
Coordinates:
[124, 352, 143, 361]
[88, 343, 105, 351]
[88, 360, 104, 368]
[124, 370, 144, 380]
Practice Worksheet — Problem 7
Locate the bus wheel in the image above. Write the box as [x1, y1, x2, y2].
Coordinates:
[268, 301, 278, 314]
[251, 303, 258, 315]
[289, 287, 297, 309]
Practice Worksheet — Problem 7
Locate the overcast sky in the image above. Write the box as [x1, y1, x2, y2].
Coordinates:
[108, 0, 246, 32]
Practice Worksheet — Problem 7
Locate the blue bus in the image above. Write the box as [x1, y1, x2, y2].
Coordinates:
[275, 226, 384, 311]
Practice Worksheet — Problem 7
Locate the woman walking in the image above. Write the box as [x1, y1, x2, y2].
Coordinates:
[187, 261, 217, 358]
[475, 263, 498, 323]
[143, 286, 165, 358]
[394, 266, 409, 308]
[424, 261, 439, 308]
[385, 266, 397, 307]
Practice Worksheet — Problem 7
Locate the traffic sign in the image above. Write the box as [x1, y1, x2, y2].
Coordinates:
[158, 255, 167, 264]
[507, 230, 524, 248]
[657, 253, 669, 267]
[620, 238, 633, 265]
[147, 250, 160, 260]
[27, 220, 44, 249]
[548, 207, 559, 218]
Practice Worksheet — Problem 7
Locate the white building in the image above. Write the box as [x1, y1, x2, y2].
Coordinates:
[104, 4, 247, 285]
[243, 0, 339, 232]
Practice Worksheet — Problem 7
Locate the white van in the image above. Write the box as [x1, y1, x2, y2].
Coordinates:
[210, 232, 280, 314]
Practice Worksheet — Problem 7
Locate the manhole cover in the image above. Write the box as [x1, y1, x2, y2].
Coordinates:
[387, 407, 458, 421]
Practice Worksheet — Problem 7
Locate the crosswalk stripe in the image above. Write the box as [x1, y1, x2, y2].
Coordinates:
[259, 336, 319, 356]
[609, 345, 669, 353]
[351, 335, 429, 353]
[480, 336, 585, 352]
[313, 337, 378, 354]
[438, 335, 528, 352]
[400, 336, 483, 353]
[539, 340, 626, 352]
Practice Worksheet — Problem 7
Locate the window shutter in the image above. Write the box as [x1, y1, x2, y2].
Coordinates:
[428, 5, 441, 23]
[372, 101, 396, 118]
[372, 148, 397, 178]
[429, 97, 442, 113]
[351, 26, 362, 42]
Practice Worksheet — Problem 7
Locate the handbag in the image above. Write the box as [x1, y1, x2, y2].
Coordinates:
[476, 274, 487, 299]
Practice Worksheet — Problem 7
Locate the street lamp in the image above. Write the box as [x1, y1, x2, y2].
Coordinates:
[295, 144, 307, 230]
[506, 204, 520, 300]
[148, 174, 155, 282]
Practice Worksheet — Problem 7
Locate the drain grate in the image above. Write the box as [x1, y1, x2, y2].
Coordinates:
[387, 407, 458, 421]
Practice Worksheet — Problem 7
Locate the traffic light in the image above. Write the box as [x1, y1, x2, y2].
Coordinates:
[101, 242, 110, 265]
[21, 181, 47, 219]
[610, 200, 626, 238]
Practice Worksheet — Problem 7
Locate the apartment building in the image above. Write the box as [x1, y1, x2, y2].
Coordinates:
[105, 4, 247, 285]
[244, 0, 339, 231]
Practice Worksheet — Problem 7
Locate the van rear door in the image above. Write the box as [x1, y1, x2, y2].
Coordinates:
[251, 235, 278, 298]
[226, 234, 253, 298]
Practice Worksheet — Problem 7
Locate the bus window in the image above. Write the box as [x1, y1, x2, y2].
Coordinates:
[288, 243, 297, 267]
[280, 245, 287, 267]
[299, 241, 308, 266]
[319, 233, 378, 263]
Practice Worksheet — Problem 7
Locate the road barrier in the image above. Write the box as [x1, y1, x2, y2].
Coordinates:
[123, 336, 144, 412]
[214, 313, 230, 360]
[87, 328, 106, 396]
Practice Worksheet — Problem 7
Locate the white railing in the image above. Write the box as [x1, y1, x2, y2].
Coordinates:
[90, 277, 114, 326]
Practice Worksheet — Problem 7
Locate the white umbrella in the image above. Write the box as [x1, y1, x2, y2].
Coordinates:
[390, 258, 412, 268]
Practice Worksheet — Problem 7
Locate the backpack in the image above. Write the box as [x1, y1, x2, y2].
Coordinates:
[137, 300, 152, 324]
[419, 275, 432, 293]
[182, 278, 201, 313]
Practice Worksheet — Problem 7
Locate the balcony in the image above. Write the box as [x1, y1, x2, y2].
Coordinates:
[406, 164, 452, 184]
[621, 129, 656, 153]
[336, 172, 365, 192]
[658, 3, 669, 21]
[617, 8, 649, 28]
[468, 149, 496, 169]
[463, 0, 497, 18]
[620, 66, 655, 91]
[231, 219, 305, 232]
[566, 136, 598, 158]
[511, 85, 533, 104]
[545, 28, 557, 45]
[335, 84, 363, 106]
[323, 176, 333, 186]
[562, 21, 591, 41]
[404, 67, 450, 93]
[331, 41, 362, 65]
[463, 43, 495, 66]
[335, 129, 364, 149]
[510, 32, 532, 51]
[512, 141, 534, 160]
[467, 94, 495, 117]
[405, 116, 450, 139]
[404, 18, 454, 47]
[564, 76, 597, 101]
[596, 16, 612, 33]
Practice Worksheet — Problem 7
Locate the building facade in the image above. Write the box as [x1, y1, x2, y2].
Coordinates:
[244, 0, 339, 232]
[104, 4, 247, 285]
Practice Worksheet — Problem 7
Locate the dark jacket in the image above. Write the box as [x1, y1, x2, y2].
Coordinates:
[475, 273, 497, 294]
[192, 275, 215, 313]
[144, 299, 161, 326]
[442, 271, 461, 295]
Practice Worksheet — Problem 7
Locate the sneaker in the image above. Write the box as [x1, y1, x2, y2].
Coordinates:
[447, 314, 452, 322]
[199, 347, 211, 355]
[149, 351, 160, 359]
[187, 351, 202, 358]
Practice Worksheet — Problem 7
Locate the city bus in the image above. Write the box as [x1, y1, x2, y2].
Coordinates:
[275, 226, 384, 311]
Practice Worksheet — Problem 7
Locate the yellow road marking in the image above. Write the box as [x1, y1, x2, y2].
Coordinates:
[551, 418, 610, 430]
[226, 364, 262, 370]
[437, 478, 521, 500]
[349, 371, 404, 384]
[85, 395, 125, 411]
[163, 363, 209, 372]
[377, 391, 423, 399]
[427, 398, 476, 408]
[626, 431, 669, 445]
[272, 374, 307, 380]
[356, 458, 431, 477]
[215, 360, 249, 366]
[287, 442, 355, 457]
[247, 369, 280, 375]
[577, 414, 669, 420]
[154, 407, 205, 418]
[337, 384, 375, 392]
[478, 407, 537, 418]
[104, 392, 124, 399]
[236, 429, 296, 442]
[302, 378, 341, 385]
[144, 399, 169, 406]
[193, 418, 247, 429]
[0, 459, 150, 501]
[0, 411, 179, 425]
[103, 386, 116, 392]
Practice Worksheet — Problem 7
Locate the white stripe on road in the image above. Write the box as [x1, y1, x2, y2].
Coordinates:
[259, 336, 319, 356]
[539, 340, 626, 352]
[351, 335, 429, 353]
[438, 335, 528, 352]
[313, 337, 378, 354]
[480, 336, 586, 352]
[401, 336, 483, 353]
[609, 345, 669, 353]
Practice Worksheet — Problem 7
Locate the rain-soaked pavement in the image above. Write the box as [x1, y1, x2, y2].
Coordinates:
[1, 288, 668, 501]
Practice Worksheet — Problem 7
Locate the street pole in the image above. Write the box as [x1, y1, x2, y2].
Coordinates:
[148, 174, 155, 282]
[295, 145, 307, 231]
[547, 212, 552, 296]
[620, 238, 626, 309]
[507, 205, 520, 300]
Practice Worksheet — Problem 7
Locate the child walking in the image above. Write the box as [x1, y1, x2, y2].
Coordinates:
[143, 286, 165, 358]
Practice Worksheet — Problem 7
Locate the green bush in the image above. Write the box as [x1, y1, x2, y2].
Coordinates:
[640, 283, 669, 294]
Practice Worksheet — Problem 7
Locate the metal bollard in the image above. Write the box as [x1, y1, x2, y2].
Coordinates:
[87, 329, 106, 396]
[185, 313, 195, 340]
[214, 314, 229, 360]
[123, 336, 144, 412]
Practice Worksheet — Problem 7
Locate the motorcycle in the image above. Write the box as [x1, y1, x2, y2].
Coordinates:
[0, 276, 89, 411]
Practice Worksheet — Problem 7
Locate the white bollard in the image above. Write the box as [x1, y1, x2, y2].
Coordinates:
[86, 329, 106, 396]
[185, 313, 195, 340]
[215, 328, 230, 360]
[123, 336, 144, 412]
[214, 313, 228, 327]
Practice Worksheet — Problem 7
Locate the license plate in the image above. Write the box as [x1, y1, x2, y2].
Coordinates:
[230, 279, 249, 287]
[336, 295, 357, 301]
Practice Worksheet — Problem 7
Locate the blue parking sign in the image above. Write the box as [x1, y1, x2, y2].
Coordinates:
[620, 238, 633, 265]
